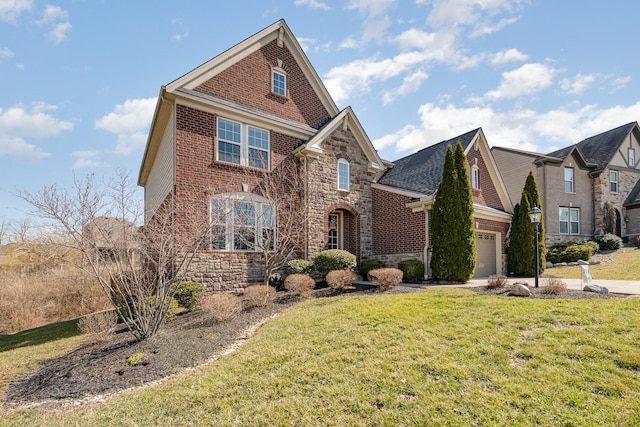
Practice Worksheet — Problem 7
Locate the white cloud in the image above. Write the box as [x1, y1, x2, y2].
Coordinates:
[294, 0, 331, 11]
[608, 75, 631, 93]
[49, 21, 71, 44]
[484, 63, 557, 100]
[491, 48, 528, 65]
[36, 4, 71, 44]
[382, 69, 429, 105]
[427, 0, 527, 29]
[0, 47, 14, 59]
[560, 73, 598, 95]
[172, 32, 188, 41]
[0, 0, 32, 23]
[470, 16, 519, 38]
[346, 0, 396, 17]
[71, 150, 104, 169]
[0, 102, 71, 161]
[95, 97, 156, 155]
[37, 4, 68, 23]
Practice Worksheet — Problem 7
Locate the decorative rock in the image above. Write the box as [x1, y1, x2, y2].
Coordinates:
[546, 262, 554, 268]
[510, 282, 532, 297]
[556, 262, 567, 267]
[584, 284, 609, 294]
[577, 260, 589, 265]
[568, 262, 578, 266]
[589, 260, 601, 265]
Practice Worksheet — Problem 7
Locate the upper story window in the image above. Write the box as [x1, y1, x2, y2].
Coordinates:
[629, 148, 635, 167]
[564, 167, 574, 193]
[337, 158, 350, 191]
[471, 166, 480, 190]
[210, 193, 275, 252]
[272, 68, 287, 97]
[559, 207, 580, 234]
[217, 118, 269, 170]
[610, 170, 619, 193]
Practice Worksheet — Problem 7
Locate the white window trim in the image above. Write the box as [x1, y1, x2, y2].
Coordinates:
[610, 170, 619, 193]
[272, 67, 287, 97]
[216, 117, 270, 170]
[327, 212, 343, 250]
[559, 207, 580, 235]
[564, 167, 574, 193]
[210, 193, 276, 252]
[337, 158, 350, 192]
[471, 166, 480, 190]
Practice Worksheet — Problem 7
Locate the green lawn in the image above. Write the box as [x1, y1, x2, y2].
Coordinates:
[547, 248, 640, 280]
[2, 288, 640, 426]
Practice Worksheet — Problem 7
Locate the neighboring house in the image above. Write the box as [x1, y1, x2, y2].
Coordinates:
[492, 122, 640, 245]
[372, 128, 513, 278]
[83, 216, 139, 264]
[138, 20, 386, 291]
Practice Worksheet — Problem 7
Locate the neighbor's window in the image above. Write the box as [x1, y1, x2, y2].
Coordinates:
[564, 167, 574, 193]
[337, 159, 350, 191]
[559, 207, 580, 234]
[217, 118, 269, 170]
[610, 170, 619, 193]
[272, 69, 286, 96]
[471, 166, 480, 190]
[629, 148, 635, 167]
[210, 194, 275, 252]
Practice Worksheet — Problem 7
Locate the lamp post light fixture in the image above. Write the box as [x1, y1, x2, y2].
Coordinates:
[529, 205, 541, 288]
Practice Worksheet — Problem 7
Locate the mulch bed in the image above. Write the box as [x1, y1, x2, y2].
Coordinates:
[1, 283, 627, 410]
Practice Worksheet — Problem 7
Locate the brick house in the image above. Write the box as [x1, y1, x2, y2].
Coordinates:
[372, 128, 513, 278]
[492, 122, 640, 245]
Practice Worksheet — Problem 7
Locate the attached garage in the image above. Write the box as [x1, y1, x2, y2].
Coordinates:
[474, 232, 497, 278]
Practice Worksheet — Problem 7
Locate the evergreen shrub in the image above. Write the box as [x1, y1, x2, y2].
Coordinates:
[595, 233, 623, 251]
[314, 250, 356, 274]
[397, 259, 424, 283]
[359, 259, 385, 278]
[287, 259, 312, 275]
[547, 242, 595, 263]
[170, 281, 205, 310]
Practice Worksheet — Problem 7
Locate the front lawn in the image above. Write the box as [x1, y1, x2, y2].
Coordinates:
[547, 247, 640, 280]
[2, 288, 640, 426]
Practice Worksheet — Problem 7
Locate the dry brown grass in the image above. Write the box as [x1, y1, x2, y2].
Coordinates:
[200, 293, 243, 322]
[487, 274, 509, 289]
[326, 270, 356, 290]
[0, 268, 112, 334]
[542, 276, 568, 295]
[243, 285, 275, 308]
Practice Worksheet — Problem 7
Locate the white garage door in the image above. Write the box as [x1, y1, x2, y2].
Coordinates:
[474, 232, 497, 278]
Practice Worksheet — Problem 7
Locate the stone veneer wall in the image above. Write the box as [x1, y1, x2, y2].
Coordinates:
[181, 252, 266, 293]
[594, 168, 640, 237]
[305, 126, 376, 263]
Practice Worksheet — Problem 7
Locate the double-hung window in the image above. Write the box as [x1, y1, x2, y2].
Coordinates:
[564, 167, 574, 193]
[559, 207, 579, 234]
[337, 159, 350, 191]
[272, 69, 286, 96]
[210, 194, 276, 252]
[471, 166, 480, 190]
[610, 170, 618, 193]
[629, 148, 636, 167]
[217, 118, 270, 170]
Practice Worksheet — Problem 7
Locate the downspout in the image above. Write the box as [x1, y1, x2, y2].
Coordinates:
[303, 155, 309, 260]
[423, 203, 429, 280]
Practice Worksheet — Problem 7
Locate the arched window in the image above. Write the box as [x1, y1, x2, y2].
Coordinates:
[210, 193, 275, 252]
[337, 158, 350, 192]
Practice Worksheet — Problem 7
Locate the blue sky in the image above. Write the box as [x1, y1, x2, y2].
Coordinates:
[2, 0, 640, 228]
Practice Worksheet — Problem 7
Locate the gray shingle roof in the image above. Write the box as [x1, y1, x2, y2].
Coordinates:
[376, 128, 480, 195]
[546, 122, 638, 172]
[625, 179, 640, 207]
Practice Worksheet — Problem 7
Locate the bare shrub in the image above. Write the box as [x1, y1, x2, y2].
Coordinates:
[326, 270, 356, 290]
[77, 311, 118, 343]
[542, 277, 567, 295]
[284, 273, 315, 298]
[487, 274, 508, 290]
[368, 268, 403, 290]
[244, 285, 275, 308]
[200, 293, 243, 322]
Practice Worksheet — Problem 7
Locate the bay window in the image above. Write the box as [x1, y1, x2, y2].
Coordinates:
[210, 194, 275, 252]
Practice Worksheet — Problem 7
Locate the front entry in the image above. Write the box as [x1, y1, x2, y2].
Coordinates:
[474, 232, 497, 277]
[326, 208, 359, 260]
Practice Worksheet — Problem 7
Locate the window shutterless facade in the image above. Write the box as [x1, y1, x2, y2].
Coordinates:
[610, 170, 618, 193]
[337, 158, 350, 191]
[559, 207, 579, 234]
[564, 167, 574, 193]
[629, 148, 635, 167]
[217, 117, 269, 170]
[210, 194, 275, 252]
[272, 69, 286, 96]
[471, 166, 479, 189]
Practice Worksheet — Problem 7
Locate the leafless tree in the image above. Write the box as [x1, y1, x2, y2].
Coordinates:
[10, 219, 33, 243]
[18, 170, 213, 340]
[0, 217, 8, 246]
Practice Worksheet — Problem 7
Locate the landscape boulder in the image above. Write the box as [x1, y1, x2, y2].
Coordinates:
[583, 284, 609, 294]
[510, 282, 532, 297]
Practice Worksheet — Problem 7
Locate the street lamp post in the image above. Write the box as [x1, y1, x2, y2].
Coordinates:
[529, 206, 541, 288]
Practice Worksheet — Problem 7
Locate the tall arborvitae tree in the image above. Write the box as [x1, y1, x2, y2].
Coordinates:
[431, 144, 457, 280]
[523, 171, 545, 272]
[453, 141, 476, 281]
[507, 193, 534, 276]
[431, 142, 476, 282]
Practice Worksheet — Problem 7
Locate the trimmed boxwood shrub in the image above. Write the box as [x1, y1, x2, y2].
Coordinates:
[595, 233, 623, 251]
[397, 259, 424, 283]
[360, 259, 385, 278]
[287, 259, 312, 275]
[170, 281, 205, 310]
[368, 268, 403, 290]
[547, 242, 595, 263]
[314, 249, 356, 275]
